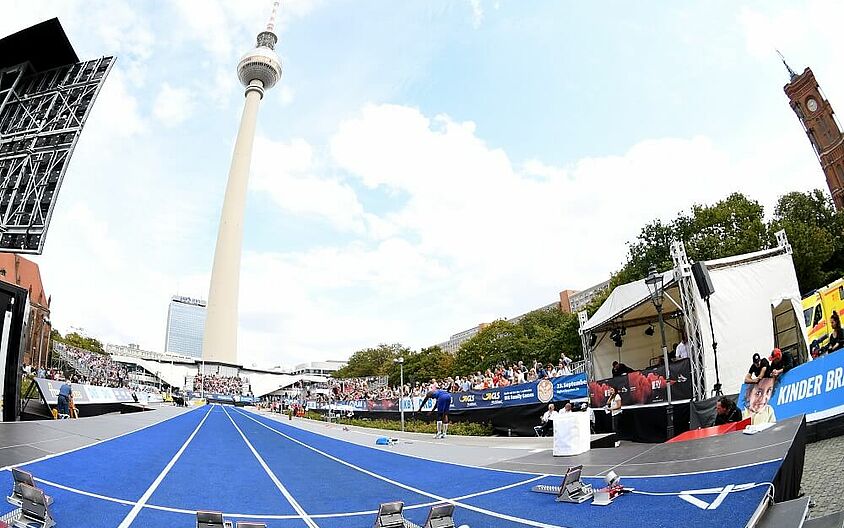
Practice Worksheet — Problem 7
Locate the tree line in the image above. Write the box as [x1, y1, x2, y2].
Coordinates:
[326, 190, 844, 385]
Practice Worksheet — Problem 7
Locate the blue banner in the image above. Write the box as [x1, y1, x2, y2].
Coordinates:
[320, 373, 588, 412]
[738, 352, 844, 423]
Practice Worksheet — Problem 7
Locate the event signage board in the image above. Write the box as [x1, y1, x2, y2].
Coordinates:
[324, 373, 588, 412]
[33, 378, 136, 405]
[588, 358, 693, 408]
[737, 352, 844, 423]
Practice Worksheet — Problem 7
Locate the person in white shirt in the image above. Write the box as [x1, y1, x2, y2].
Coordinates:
[675, 335, 689, 360]
[606, 386, 622, 434]
[539, 403, 557, 436]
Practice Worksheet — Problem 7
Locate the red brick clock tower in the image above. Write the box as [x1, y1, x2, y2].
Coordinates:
[782, 57, 844, 210]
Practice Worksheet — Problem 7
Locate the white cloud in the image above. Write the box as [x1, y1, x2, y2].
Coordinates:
[5, 1, 839, 370]
[152, 83, 195, 126]
[467, 0, 484, 28]
[278, 85, 295, 106]
[252, 136, 368, 233]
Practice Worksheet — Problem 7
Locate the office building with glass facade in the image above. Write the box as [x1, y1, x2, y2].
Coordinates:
[165, 296, 207, 358]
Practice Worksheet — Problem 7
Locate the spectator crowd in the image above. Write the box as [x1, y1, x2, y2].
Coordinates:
[324, 356, 577, 403]
[193, 373, 245, 395]
[53, 343, 129, 388]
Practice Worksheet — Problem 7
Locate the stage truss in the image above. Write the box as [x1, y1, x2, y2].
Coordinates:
[0, 55, 113, 253]
[670, 240, 707, 401]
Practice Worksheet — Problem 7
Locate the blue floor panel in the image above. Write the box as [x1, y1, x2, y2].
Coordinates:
[38, 482, 132, 527]
[21, 406, 208, 502]
[461, 461, 780, 528]
[149, 407, 297, 515]
[227, 408, 435, 515]
[0, 404, 780, 528]
[233, 408, 535, 496]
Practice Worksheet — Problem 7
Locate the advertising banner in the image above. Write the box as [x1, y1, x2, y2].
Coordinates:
[738, 352, 844, 423]
[33, 378, 137, 405]
[322, 373, 588, 413]
[589, 358, 692, 408]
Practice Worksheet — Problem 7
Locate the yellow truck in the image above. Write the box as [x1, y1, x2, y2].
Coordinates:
[802, 277, 844, 353]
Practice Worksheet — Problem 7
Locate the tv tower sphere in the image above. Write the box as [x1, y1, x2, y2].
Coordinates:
[237, 31, 282, 90]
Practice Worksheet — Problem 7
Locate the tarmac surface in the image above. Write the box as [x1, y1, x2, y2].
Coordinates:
[803, 434, 844, 519]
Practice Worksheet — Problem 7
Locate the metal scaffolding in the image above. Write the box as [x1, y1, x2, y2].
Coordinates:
[670, 240, 707, 401]
[0, 55, 113, 253]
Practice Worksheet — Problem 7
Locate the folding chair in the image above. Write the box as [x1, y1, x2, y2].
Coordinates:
[12, 483, 55, 528]
[533, 425, 544, 437]
[7, 469, 51, 508]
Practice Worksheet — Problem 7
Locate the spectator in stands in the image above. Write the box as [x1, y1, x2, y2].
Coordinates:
[829, 312, 844, 353]
[606, 386, 622, 433]
[611, 361, 634, 377]
[459, 377, 470, 392]
[714, 397, 742, 425]
[538, 403, 557, 436]
[744, 353, 769, 384]
[768, 348, 793, 378]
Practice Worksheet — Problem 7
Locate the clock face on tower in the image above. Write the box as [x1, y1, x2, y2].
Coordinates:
[807, 98, 819, 112]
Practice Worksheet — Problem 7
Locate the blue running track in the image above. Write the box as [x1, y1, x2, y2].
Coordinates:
[0, 405, 782, 527]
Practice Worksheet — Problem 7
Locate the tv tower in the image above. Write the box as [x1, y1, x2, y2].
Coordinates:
[202, 1, 282, 364]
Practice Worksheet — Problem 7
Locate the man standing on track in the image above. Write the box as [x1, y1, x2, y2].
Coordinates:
[420, 388, 452, 439]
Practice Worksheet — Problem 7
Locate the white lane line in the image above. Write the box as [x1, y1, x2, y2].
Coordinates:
[35, 477, 136, 506]
[251, 409, 551, 477]
[30, 469, 545, 520]
[116, 405, 213, 528]
[233, 408, 566, 528]
[221, 405, 319, 528]
[0, 406, 202, 472]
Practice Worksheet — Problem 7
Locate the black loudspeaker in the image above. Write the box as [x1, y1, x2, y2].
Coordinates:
[691, 261, 715, 299]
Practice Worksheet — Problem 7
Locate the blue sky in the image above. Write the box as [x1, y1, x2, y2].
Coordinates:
[4, 0, 841, 368]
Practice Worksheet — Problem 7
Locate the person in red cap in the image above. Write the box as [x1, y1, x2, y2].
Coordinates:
[768, 347, 794, 378]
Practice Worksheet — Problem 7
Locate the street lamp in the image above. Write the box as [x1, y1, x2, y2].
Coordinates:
[394, 357, 405, 432]
[645, 265, 674, 439]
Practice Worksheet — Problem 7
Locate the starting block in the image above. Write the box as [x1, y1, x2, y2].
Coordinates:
[530, 465, 594, 503]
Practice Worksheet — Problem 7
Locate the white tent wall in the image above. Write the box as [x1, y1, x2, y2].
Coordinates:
[112, 354, 195, 390]
[693, 252, 808, 396]
[591, 323, 683, 380]
[248, 371, 296, 398]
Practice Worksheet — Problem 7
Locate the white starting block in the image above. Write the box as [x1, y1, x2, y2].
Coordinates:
[530, 465, 594, 503]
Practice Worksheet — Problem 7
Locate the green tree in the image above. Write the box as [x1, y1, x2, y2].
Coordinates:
[387, 346, 453, 387]
[616, 192, 769, 284]
[686, 193, 769, 261]
[515, 308, 583, 365]
[770, 189, 844, 293]
[60, 332, 104, 354]
[333, 343, 409, 379]
[452, 320, 526, 376]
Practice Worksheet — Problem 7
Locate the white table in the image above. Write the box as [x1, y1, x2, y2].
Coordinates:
[552, 412, 591, 456]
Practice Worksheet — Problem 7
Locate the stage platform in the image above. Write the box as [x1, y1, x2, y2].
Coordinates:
[0, 406, 824, 527]
[0, 404, 190, 469]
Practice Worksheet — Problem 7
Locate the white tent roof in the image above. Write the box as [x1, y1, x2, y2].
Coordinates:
[582, 270, 678, 332]
[581, 245, 807, 394]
